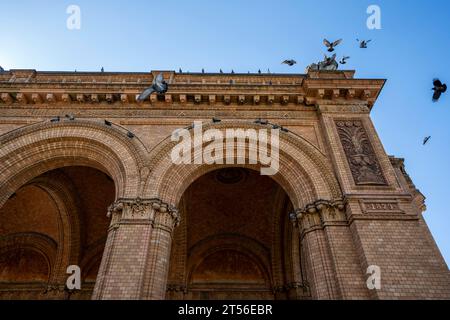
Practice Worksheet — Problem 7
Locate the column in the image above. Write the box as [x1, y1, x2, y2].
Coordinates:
[141, 201, 180, 300]
[291, 200, 341, 299]
[92, 198, 179, 300]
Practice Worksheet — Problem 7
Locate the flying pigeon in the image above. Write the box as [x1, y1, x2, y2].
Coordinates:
[423, 136, 431, 145]
[282, 59, 297, 66]
[357, 39, 371, 49]
[323, 39, 342, 52]
[432, 79, 447, 102]
[137, 73, 168, 102]
[339, 56, 350, 64]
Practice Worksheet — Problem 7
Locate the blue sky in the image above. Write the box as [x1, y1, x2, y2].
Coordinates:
[0, 0, 449, 265]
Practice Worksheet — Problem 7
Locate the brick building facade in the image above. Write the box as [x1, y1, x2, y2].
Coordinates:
[0, 69, 448, 299]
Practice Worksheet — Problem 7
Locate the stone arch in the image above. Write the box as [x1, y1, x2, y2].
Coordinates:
[0, 232, 58, 283]
[0, 120, 147, 207]
[145, 120, 342, 209]
[186, 234, 272, 289]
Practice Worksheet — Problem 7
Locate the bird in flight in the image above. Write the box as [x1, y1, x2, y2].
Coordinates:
[137, 73, 168, 102]
[339, 56, 350, 65]
[423, 136, 431, 145]
[323, 39, 342, 52]
[282, 59, 297, 66]
[432, 79, 447, 102]
[357, 39, 371, 48]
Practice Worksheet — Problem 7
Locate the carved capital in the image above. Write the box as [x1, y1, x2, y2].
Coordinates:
[151, 200, 180, 231]
[107, 198, 180, 231]
[291, 199, 347, 235]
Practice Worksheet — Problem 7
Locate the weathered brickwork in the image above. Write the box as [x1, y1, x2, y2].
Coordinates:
[0, 69, 448, 300]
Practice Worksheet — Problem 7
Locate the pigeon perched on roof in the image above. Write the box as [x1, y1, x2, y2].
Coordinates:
[432, 79, 447, 102]
[0, 66, 4, 72]
[323, 39, 342, 52]
[357, 39, 371, 48]
[136, 73, 168, 102]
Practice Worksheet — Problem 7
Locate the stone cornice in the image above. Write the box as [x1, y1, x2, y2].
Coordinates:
[0, 70, 385, 110]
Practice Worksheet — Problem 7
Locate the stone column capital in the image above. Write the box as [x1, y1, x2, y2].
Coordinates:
[106, 197, 180, 229]
[290, 198, 347, 235]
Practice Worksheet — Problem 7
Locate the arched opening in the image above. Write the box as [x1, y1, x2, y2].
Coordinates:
[0, 166, 115, 300]
[166, 167, 308, 300]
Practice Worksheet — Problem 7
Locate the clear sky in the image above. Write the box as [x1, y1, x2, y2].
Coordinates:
[0, 0, 449, 265]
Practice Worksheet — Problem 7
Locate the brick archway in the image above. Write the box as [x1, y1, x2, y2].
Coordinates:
[0, 120, 147, 206]
[143, 121, 344, 300]
[145, 120, 342, 208]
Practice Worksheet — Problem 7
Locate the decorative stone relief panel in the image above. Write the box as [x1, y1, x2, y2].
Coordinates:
[335, 120, 387, 185]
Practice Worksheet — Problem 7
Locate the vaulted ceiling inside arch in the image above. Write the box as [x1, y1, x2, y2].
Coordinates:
[182, 168, 292, 253]
[0, 166, 114, 288]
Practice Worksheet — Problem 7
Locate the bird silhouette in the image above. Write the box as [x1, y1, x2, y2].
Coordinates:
[137, 73, 168, 102]
[179, 68, 182, 73]
[339, 56, 350, 64]
[423, 136, 431, 145]
[432, 79, 447, 102]
[282, 59, 297, 66]
[0, 66, 4, 72]
[323, 39, 342, 52]
[357, 39, 371, 48]
[101, 67, 104, 72]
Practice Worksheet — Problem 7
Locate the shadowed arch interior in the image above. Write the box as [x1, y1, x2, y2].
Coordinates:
[166, 167, 307, 300]
[0, 166, 115, 300]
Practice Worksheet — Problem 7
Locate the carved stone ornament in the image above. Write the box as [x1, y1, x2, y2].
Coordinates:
[335, 120, 387, 185]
